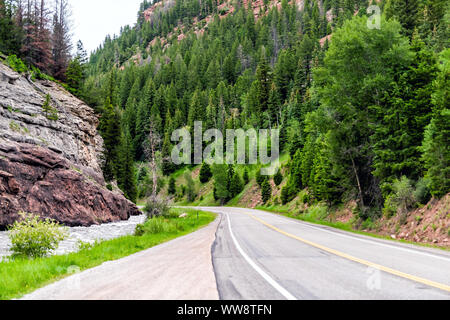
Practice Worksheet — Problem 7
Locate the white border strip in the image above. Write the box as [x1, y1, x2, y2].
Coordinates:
[226, 214, 297, 301]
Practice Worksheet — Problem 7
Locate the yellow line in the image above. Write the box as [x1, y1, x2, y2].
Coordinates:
[248, 214, 450, 293]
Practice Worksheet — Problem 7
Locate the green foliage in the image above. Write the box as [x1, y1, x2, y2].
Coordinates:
[280, 180, 297, 205]
[212, 164, 230, 204]
[73, 0, 448, 215]
[117, 129, 138, 203]
[199, 162, 212, 183]
[256, 169, 268, 188]
[99, 101, 121, 182]
[420, 50, 450, 198]
[144, 197, 170, 218]
[243, 168, 250, 185]
[384, 176, 417, 216]
[65, 58, 84, 93]
[168, 177, 176, 195]
[6, 55, 27, 73]
[8, 212, 68, 259]
[261, 179, 272, 203]
[273, 169, 283, 186]
[41, 94, 59, 121]
[184, 171, 196, 202]
[420, 108, 450, 198]
[414, 178, 432, 205]
[229, 171, 244, 198]
[0, 209, 215, 300]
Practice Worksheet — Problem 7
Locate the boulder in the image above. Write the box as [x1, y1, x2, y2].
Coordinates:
[0, 141, 140, 230]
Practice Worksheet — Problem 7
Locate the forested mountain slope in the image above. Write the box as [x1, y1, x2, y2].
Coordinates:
[79, 0, 448, 242]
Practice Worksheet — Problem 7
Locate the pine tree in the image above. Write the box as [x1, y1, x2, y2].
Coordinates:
[100, 100, 122, 182]
[168, 176, 176, 195]
[261, 179, 272, 203]
[229, 171, 243, 198]
[243, 168, 250, 185]
[117, 128, 138, 203]
[65, 57, 83, 92]
[273, 169, 283, 186]
[420, 109, 449, 198]
[420, 49, 450, 198]
[385, 0, 421, 37]
[213, 164, 230, 204]
[0, 0, 21, 55]
[41, 93, 58, 120]
[199, 162, 212, 183]
[372, 32, 438, 195]
[256, 54, 272, 115]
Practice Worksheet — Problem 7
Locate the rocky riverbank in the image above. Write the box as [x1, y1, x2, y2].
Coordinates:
[0, 214, 146, 259]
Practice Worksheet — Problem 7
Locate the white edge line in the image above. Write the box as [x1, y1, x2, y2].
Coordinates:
[226, 213, 297, 301]
[254, 209, 450, 263]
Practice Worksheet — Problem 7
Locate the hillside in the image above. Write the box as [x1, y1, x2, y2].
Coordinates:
[167, 161, 450, 248]
[79, 0, 449, 247]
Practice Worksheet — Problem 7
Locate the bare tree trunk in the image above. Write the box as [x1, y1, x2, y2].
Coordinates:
[350, 154, 365, 209]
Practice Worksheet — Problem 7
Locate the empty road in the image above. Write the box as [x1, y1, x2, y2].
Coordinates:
[22, 207, 450, 300]
[203, 207, 450, 300]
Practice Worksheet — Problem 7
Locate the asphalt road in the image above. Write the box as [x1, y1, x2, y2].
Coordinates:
[201, 207, 450, 300]
[22, 207, 450, 300]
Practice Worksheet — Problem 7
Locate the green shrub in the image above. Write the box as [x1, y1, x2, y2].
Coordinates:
[281, 181, 297, 204]
[199, 163, 212, 183]
[144, 197, 170, 218]
[414, 178, 432, 205]
[8, 212, 68, 259]
[261, 179, 272, 203]
[299, 190, 310, 205]
[168, 177, 176, 195]
[143, 218, 176, 234]
[184, 172, 196, 202]
[384, 176, 416, 216]
[256, 169, 267, 187]
[361, 218, 375, 230]
[305, 205, 328, 221]
[6, 55, 27, 73]
[134, 224, 145, 237]
[42, 94, 59, 121]
[243, 168, 249, 185]
[273, 170, 283, 186]
[383, 194, 397, 218]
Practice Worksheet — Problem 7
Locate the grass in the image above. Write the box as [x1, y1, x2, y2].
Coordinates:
[0, 208, 216, 300]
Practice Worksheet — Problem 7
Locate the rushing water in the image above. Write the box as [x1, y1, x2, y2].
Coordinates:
[0, 215, 146, 259]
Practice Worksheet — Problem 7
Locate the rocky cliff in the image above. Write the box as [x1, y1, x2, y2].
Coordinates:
[0, 62, 140, 229]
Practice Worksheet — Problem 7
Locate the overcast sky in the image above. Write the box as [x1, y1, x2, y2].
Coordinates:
[71, 0, 143, 54]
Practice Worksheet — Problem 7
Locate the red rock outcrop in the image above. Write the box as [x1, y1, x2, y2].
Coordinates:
[0, 141, 141, 230]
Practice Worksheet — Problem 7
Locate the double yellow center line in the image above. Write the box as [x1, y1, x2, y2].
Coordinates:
[248, 213, 450, 293]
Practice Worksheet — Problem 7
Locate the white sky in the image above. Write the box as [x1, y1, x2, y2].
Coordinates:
[71, 0, 143, 54]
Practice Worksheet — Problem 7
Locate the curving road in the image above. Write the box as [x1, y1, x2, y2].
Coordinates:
[22, 207, 450, 300]
[203, 207, 450, 300]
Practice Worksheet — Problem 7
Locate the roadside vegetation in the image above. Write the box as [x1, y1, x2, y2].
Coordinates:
[0, 208, 216, 300]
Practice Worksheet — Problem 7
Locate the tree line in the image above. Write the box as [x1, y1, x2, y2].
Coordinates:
[0, 0, 75, 80]
[8, 0, 445, 220]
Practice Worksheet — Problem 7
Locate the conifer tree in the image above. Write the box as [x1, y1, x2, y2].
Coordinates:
[200, 162, 212, 183]
[117, 128, 138, 203]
